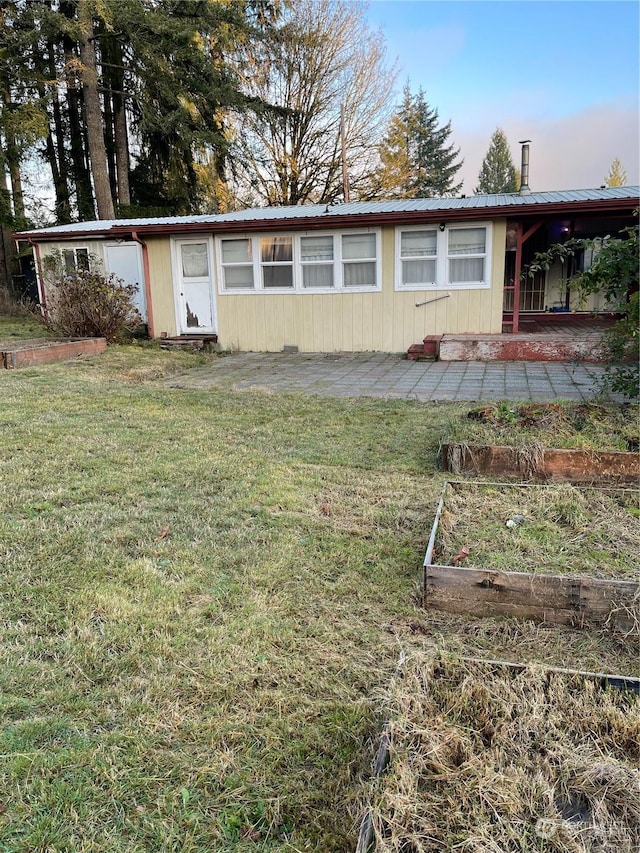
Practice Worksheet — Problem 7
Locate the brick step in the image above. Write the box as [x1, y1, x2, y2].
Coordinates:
[406, 335, 442, 361]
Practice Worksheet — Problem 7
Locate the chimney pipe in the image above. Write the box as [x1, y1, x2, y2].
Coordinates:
[519, 140, 531, 194]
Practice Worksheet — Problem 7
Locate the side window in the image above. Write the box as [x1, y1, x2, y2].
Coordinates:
[301, 235, 334, 288]
[220, 239, 254, 290]
[64, 248, 89, 273]
[260, 236, 294, 289]
[400, 229, 437, 286]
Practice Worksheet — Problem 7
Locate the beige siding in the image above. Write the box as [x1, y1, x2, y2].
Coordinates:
[145, 236, 177, 337]
[37, 240, 106, 273]
[546, 260, 604, 313]
[215, 221, 506, 352]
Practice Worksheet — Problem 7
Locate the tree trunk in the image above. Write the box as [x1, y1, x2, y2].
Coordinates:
[78, 0, 114, 220]
[1, 87, 25, 223]
[33, 72, 72, 224]
[108, 35, 130, 207]
[61, 1, 95, 220]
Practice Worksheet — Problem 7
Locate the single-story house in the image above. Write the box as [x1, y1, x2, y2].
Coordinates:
[15, 185, 639, 353]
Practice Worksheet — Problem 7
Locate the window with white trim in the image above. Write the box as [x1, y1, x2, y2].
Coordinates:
[220, 238, 254, 290]
[395, 223, 492, 290]
[399, 229, 437, 287]
[447, 227, 486, 285]
[217, 230, 380, 293]
[63, 247, 90, 273]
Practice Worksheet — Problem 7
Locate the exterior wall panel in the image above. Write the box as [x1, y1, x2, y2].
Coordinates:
[214, 221, 506, 352]
[145, 237, 177, 337]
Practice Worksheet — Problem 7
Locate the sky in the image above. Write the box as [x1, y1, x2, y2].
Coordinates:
[364, 0, 639, 194]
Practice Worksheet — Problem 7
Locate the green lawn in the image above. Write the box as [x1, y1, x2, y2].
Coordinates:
[0, 342, 636, 852]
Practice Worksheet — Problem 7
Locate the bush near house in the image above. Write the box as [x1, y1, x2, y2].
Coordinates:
[40, 252, 142, 343]
[42, 268, 142, 343]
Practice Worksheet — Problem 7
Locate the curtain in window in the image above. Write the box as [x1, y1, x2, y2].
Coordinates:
[448, 228, 486, 255]
[263, 266, 293, 288]
[224, 266, 254, 289]
[303, 266, 333, 288]
[260, 237, 292, 263]
[403, 259, 437, 284]
[401, 230, 437, 257]
[344, 261, 376, 287]
[450, 258, 485, 282]
[342, 233, 375, 260]
[181, 243, 209, 277]
[301, 235, 333, 262]
[222, 239, 252, 264]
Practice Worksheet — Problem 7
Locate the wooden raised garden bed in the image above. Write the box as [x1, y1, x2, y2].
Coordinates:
[423, 481, 640, 631]
[1, 337, 107, 368]
[442, 442, 640, 485]
[441, 402, 640, 485]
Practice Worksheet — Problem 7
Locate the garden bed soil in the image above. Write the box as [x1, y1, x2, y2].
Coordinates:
[360, 654, 640, 853]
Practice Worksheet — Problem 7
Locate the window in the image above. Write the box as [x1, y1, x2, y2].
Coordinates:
[447, 227, 486, 285]
[260, 236, 293, 288]
[181, 243, 209, 278]
[220, 238, 254, 290]
[63, 247, 89, 273]
[217, 230, 380, 293]
[399, 229, 437, 286]
[301, 235, 334, 288]
[395, 223, 491, 290]
[342, 233, 377, 287]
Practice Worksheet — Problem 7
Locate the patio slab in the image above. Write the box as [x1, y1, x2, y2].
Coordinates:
[165, 352, 621, 403]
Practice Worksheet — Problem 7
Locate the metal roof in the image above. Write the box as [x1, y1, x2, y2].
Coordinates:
[15, 186, 640, 240]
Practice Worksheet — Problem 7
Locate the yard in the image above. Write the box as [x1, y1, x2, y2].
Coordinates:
[0, 319, 637, 851]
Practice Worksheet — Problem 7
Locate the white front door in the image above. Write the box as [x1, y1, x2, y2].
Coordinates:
[104, 243, 147, 321]
[176, 239, 216, 334]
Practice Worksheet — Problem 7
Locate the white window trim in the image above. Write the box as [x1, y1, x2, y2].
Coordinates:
[215, 229, 382, 294]
[63, 246, 90, 273]
[395, 222, 493, 291]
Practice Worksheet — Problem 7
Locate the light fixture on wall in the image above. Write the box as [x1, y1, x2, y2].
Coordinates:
[439, 222, 445, 232]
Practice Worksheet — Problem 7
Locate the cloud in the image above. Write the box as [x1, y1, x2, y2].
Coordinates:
[455, 98, 639, 194]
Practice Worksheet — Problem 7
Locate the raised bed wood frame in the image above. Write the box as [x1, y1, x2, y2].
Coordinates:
[423, 481, 640, 632]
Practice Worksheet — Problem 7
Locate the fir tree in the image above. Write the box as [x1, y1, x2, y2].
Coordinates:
[605, 157, 628, 187]
[375, 84, 462, 198]
[475, 128, 518, 194]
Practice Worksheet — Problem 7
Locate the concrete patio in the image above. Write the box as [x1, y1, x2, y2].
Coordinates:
[165, 351, 620, 402]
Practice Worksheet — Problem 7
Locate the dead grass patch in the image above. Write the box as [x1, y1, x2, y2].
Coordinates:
[434, 482, 639, 579]
[366, 653, 640, 852]
[446, 401, 639, 452]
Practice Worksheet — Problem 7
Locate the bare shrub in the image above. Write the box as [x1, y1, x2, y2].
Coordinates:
[42, 255, 142, 342]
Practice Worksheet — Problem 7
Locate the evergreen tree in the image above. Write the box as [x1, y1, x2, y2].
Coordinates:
[475, 128, 518, 194]
[374, 84, 463, 199]
[605, 157, 628, 187]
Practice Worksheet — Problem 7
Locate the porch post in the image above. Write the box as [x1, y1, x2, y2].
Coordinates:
[512, 222, 523, 334]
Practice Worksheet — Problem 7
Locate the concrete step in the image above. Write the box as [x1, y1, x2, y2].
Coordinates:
[438, 334, 605, 363]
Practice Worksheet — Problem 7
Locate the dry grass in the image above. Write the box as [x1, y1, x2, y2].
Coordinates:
[1, 340, 638, 851]
[445, 402, 640, 452]
[367, 653, 640, 852]
[435, 482, 640, 579]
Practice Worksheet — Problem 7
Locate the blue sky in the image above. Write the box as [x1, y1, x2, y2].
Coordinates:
[365, 0, 639, 193]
